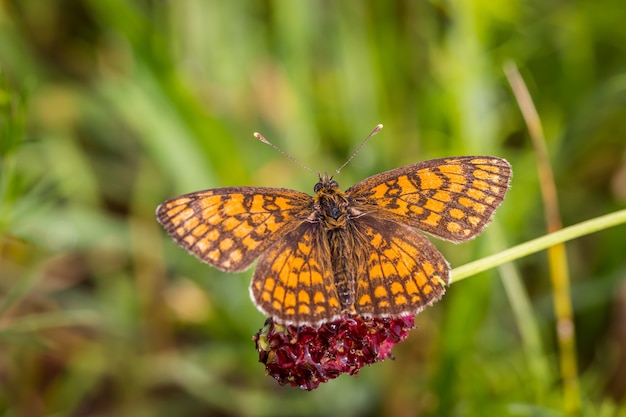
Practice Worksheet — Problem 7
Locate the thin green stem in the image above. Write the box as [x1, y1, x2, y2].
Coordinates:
[451, 209, 626, 282]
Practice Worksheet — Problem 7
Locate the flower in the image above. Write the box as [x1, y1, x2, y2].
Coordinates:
[253, 315, 415, 390]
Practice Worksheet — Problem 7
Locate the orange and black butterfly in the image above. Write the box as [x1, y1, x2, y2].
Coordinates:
[156, 126, 511, 326]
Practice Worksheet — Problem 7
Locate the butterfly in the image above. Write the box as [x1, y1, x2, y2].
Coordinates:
[156, 128, 511, 326]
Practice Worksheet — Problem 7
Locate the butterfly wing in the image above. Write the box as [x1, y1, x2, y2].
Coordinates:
[250, 222, 340, 325]
[349, 216, 450, 317]
[156, 187, 313, 272]
[346, 156, 512, 242]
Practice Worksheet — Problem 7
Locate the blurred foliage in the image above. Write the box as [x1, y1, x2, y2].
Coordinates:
[1, 0, 625, 416]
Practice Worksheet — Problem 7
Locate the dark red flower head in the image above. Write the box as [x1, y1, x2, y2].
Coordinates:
[253, 315, 415, 390]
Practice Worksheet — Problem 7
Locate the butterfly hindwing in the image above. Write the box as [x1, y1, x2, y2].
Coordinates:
[351, 216, 450, 317]
[250, 222, 341, 325]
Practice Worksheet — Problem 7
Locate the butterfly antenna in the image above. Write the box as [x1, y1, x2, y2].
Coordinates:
[253, 131, 315, 174]
[334, 124, 383, 176]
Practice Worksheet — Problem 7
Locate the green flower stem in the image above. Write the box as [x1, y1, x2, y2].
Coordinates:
[451, 209, 626, 283]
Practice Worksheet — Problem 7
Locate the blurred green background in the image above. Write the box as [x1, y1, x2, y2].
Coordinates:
[1, 1, 626, 416]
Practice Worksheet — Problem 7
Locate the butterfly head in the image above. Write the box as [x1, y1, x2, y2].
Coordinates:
[314, 172, 340, 194]
[313, 173, 351, 229]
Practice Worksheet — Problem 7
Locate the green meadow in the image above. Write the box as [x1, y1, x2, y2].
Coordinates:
[1, 2, 626, 416]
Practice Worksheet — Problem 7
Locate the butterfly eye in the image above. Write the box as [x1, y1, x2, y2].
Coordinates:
[314, 180, 340, 193]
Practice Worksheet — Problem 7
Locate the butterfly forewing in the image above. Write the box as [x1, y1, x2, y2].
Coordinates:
[156, 187, 312, 272]
[347, 156, 512, 242]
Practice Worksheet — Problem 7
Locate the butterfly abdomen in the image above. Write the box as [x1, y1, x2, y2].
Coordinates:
[327, 227, 360, 314]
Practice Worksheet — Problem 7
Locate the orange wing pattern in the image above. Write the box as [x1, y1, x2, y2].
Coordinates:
[157, 155, 512, 325]
[347, 157, 511, 242]
[156, 187, 312, 272]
